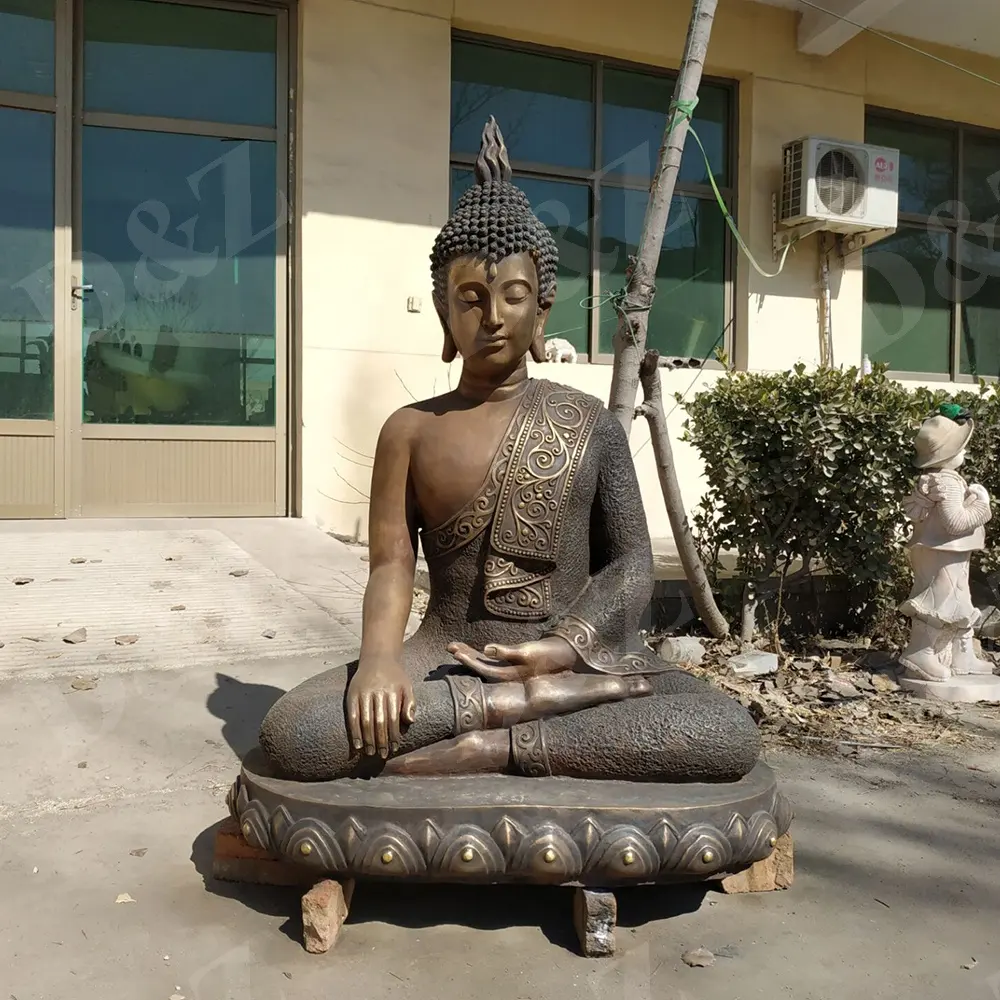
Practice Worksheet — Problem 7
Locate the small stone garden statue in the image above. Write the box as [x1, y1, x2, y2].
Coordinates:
[898, 403, 1000, 701]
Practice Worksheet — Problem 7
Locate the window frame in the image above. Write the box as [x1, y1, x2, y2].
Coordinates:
[864, 105, 1000, 383]
[449, 30, 738, 367]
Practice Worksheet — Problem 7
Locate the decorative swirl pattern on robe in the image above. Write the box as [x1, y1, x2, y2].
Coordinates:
[544, 614, 674, 675]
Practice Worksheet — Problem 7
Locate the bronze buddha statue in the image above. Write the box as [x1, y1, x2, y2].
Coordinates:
[230, 119, 789, 887]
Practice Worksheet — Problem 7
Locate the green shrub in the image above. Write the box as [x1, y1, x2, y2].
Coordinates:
[679, 363, 1000, 637]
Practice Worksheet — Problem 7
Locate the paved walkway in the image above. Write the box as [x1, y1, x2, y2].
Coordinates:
[0, 518, 998, 999]
[0, 518, 384, 680]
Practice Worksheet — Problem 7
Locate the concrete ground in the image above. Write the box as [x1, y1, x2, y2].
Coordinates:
[1, 519, 999, 1000]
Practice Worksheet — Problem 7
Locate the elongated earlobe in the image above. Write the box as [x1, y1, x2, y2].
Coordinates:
[442, 333, 458, 363]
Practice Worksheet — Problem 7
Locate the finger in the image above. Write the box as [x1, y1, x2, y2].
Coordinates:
[451, 647, 522, 681]
[347, 697, 362, 751]
[360, 694, 375, 755]
[387, 691, 402, 753]
[374, 691, 389, 759]
[483, 643, 524, 663]
[403, 683, 417, 724]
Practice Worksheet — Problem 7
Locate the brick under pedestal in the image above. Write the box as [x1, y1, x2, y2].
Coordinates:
[719, 833, 794, 894]
[212, 817, 318, 888]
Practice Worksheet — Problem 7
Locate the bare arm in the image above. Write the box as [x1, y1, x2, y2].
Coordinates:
[358, 411, 419, 663]
[348, 410, 419, 758]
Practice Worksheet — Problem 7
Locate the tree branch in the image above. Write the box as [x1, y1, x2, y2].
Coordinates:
[637, 350, 730, 638]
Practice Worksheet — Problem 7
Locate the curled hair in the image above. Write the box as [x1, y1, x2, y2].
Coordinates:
[430, 117, 559, 311]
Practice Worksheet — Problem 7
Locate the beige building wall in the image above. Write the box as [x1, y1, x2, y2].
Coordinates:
[297, 0, 1000, 548]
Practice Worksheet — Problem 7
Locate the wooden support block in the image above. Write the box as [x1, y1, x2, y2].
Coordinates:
[302, 879, 356, 954]
[719, 833, 794, 894]
[212, 817, 318, 888]
[573, 887, 617, 957]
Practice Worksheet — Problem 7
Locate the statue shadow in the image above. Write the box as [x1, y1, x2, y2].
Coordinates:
[205, 671, 285, 759]
[192, 673, 305, 942]
[345, 880, 710, 952]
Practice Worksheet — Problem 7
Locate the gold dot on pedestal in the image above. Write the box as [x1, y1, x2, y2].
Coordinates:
[299, 842, 313, 857]
[769, 836, 778, 848]
[461, 847, 475, 863]
[701, 850, 716, 865]
[242, 823, 251, 838]
[542, 848, 557, 864]
[381, 850, 395, 865]
[622, 850, 636, 866]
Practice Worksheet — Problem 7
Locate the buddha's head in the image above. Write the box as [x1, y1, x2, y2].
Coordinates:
[430, 117, 558, 372]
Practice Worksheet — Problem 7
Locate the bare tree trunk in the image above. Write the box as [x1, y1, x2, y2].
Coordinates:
[607, 0, 720, 434]
[606, 0, 726, 637]
[637, 351, 729, 638]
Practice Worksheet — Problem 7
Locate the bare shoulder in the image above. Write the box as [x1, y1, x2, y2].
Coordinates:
[377, 403, 427, 450]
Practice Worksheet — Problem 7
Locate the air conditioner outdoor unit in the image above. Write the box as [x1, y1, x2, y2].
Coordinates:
[779, 136, 899, 233]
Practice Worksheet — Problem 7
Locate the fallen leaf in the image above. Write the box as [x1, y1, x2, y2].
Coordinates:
[261, 629, 276, 639]
[874, 897, 891, 908]
[70, 557, 87, 565]
[114, 634, 139, 646]
[170, 605, 186, 612]
[32, 867, 38, 874]
[114, 893, 136, 904]
[682, 947, 715, 968]
[962, 958, 978, 971]
[70, 676, 97, 692]
[13, 577, 33, 586]
[77, 761, 87, 769]
[130, 848, 148, 858]
[63, 628, 88, 644]
[89, 559, 103, 563]
[229, 568, 249, 578]
[21, 636, 42, 642]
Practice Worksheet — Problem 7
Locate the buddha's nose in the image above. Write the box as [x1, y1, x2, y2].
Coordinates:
[482, 297, 503, 333]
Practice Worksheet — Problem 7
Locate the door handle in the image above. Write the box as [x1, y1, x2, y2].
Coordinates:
[70, 283, 94, 311]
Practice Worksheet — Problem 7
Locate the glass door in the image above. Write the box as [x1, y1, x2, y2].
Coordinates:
[0, 0, 66, 516]
[70, 0, 287, 516]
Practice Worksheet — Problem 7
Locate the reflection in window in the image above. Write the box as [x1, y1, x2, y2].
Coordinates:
[863, 229, 951, 375]
[599, 189, 726, 359]
[84, 0, 277, 126]
[865, 117, 954, 218]
[962, 134, 1000, 224]
[960, 232, 1000, 378]
[0, 107, 54, 420]
[449, 38, 734, 362]
[451, 41, 593, 171]
[81, 127, 278, 426]
[864, 113, 1000, 377]
[0, 0, 54, 96]
[602, 68, 729, 186]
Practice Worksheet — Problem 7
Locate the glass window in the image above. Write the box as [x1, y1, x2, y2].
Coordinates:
[602, 68, 729, 186]
[962, 133, 1000, 224]
[598, 189, 726, 359]
[0, 107, 55, 420]
[450, 169, 592, 354]
[863, 228, 952, 375]
[959, 232, 1000, 378]
[80, 127, 278, 426]
[863, 113, 1000, 378]
[866, 117, 954, 218]
[449, 38, 734, 363]
[84, 0, 277, 127]
[451, 40, 593, 170]
[0, 0, 54, 96]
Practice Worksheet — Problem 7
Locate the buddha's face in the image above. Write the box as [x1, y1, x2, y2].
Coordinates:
[442, 251, 551, 372]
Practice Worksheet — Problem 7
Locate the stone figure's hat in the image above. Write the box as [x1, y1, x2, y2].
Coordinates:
[913, 403, 974, 469]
